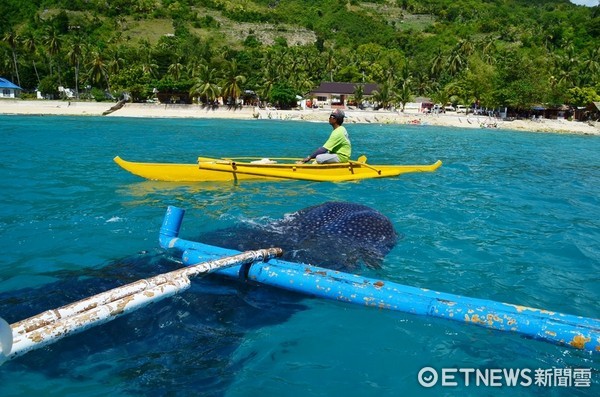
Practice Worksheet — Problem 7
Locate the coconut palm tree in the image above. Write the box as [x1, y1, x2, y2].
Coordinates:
[447, 50, 465, 76]
[412, 71, 430, 97]
[0, 47, 12, 80]
[272, 46, 289, 81]
[299, 46, 321, 83]
[371, 79, 396, 110]
[295, 71, 315, 97]
[396, 65, 413, 111]
[168, 59, 185, 81]
[381, 53, 401, 84]
[431, 87, 452, 111]
[190, 63, 220, 105]
[2, 30, 21, 87]
[66, 34, 84, 98]
[553, 42, 579, 88]
[581, 47, 600, 86]
[430, 48, 445, 78]
[106, 46, 125, 76]
[324, 48, 337, 81]
[22, 31, 41, 86]
[259, 63, 278, 106]
[43, 26, 62, 81]
[479, 35, 498, 65]
[446, 39, 475, 77]
[136, 39, 158, 78]
[353, 83, 365, 108]
[286, 47, 301, 82]
[141, 60, 159, 79]
[220, 59, 246, 107]
[87, 51, 111, 91]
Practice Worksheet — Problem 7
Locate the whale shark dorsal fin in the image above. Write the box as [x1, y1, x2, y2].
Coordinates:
[0, 317, 13, 364]
[357, 155, 367, 163]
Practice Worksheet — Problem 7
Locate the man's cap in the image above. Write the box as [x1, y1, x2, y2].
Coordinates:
[330, 109, 345, 119]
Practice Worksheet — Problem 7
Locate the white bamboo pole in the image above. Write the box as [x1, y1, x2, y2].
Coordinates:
[0, 247, 282, 364]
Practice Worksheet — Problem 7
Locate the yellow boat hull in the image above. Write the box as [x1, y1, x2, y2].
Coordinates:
[114, 156, 442, 182]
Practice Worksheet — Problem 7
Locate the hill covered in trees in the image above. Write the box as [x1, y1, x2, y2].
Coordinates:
[1, 0, 599, 110]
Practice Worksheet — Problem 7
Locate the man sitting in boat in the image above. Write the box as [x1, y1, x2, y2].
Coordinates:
[298, 109, 351, 164]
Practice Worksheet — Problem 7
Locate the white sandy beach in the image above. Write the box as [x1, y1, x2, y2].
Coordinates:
[1, 99, 598, 136]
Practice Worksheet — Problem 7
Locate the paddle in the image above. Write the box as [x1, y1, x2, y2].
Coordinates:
[348, 155, 381, 175]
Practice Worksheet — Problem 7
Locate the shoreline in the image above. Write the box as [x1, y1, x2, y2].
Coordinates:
[1, 99, 598, 136]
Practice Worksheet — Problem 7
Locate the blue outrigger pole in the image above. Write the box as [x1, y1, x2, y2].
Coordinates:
[161, 206, 600, 353]
[2, 206, 598, 365]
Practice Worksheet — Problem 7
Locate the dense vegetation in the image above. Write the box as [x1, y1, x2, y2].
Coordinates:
[1, 0, 599, 110]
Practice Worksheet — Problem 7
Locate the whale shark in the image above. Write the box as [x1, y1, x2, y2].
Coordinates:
[0, 202, 399, 395]
[199, 201, 400, 270]
[0, 252, 306, 395]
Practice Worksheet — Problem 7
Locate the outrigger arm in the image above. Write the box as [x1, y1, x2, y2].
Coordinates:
[161, 206, 600, 354]
[0, 246, 282, 365]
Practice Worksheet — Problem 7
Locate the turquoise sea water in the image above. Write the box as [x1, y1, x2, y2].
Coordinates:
[0, 115, 598, 396]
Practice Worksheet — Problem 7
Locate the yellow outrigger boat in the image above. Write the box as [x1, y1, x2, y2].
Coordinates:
[114, 155, 442, 182]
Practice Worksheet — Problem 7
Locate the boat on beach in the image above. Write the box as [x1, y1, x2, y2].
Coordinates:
[114, 155, 443, 182]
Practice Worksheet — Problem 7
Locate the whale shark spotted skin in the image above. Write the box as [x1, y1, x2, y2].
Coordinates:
[0, 202, 399, 393]
[199, 201, 400, 270]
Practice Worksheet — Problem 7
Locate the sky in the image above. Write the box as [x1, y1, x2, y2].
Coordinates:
[570, 0, 598, 6]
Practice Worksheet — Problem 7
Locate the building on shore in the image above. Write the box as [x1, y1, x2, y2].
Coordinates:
[0, 78, 22, 99]
[308, 82, 379, 109]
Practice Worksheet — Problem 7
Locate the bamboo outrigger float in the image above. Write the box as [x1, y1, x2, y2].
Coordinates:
[1, 206, 598, 365]
[114, 155, 443, 182]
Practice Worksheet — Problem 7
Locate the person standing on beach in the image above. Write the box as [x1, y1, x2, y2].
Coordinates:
[298, 109, 351, 164]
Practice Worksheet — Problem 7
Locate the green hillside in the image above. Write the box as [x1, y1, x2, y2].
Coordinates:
[1, 0, 599, 109]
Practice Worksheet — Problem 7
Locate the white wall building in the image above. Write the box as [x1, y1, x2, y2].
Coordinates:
[0, 77, 22, 98]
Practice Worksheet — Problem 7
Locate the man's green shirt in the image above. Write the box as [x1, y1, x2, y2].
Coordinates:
[323, 126, 351, 162]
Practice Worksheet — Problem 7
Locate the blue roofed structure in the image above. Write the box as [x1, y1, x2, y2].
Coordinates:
[0, 77, 23, 98]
